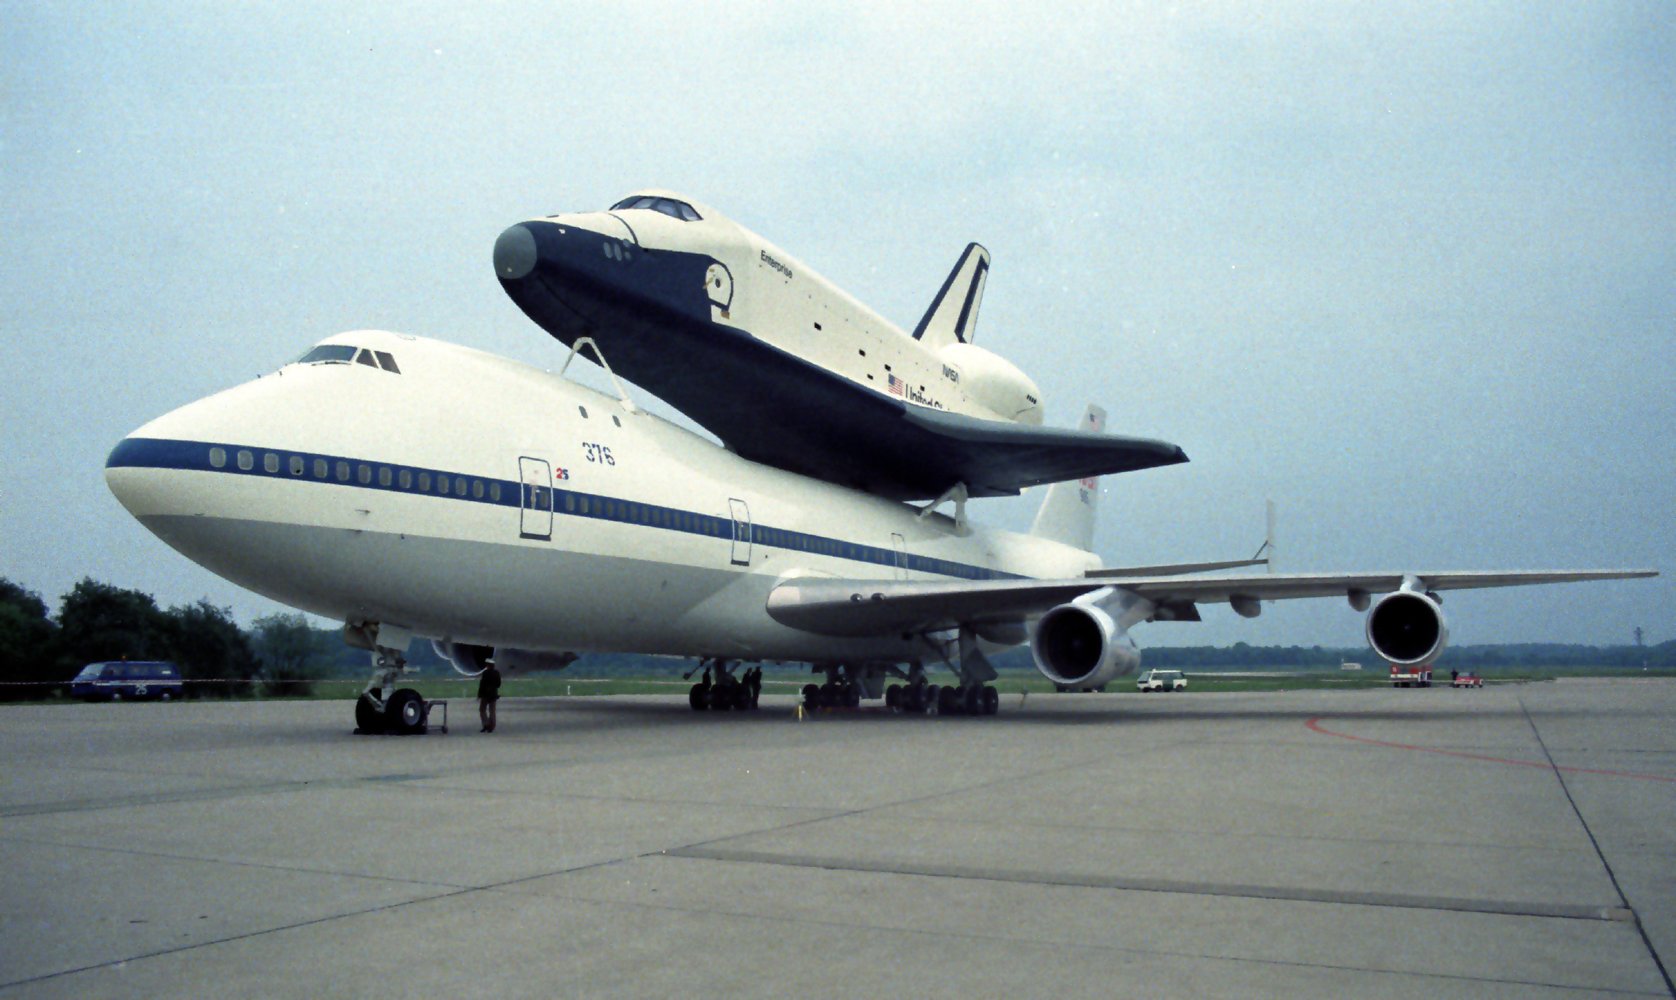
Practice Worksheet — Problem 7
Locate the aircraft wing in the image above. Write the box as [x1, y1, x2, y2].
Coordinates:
[766, 569, 1658, 637]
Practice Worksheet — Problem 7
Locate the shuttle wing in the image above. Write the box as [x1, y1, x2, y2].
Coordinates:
[678, 327, 1186, 499]
[766, 569, 1658, 637]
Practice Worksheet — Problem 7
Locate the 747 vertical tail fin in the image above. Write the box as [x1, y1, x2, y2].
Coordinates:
[1028, 405, 1106, 552]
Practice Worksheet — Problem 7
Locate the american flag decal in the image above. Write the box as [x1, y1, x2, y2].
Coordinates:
[887, 374, 905, 397]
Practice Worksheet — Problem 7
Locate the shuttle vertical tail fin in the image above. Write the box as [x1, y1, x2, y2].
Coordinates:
[1029, 405, 1106, 552]
[912, 242, 990, 349]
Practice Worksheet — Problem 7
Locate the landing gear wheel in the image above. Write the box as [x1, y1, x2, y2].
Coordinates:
[885, 684, 902, 712]
[802, 683, 821, 710]
[689, 684, 709, 711]
[386, 688, 426, 735]
[938, 685, 959, 715]
[981, 685, 999, 716]
[355, 693, 386, 733]
[924, 685, 941, 716]
[845, 684, 862, 708]
[962, 686, 982, 715]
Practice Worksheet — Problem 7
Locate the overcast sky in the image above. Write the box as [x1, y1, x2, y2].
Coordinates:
[3, 2, 1671, 649]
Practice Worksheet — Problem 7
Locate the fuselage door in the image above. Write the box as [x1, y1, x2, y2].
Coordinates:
[519, 457, 553, 541]
[892, 533, 908, 580]
[728, 498, 751, 566]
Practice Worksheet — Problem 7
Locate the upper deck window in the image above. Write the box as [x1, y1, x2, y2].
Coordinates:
[294, 344, 402, 373]
[296, 345, 358, 365]
[609, 196, 701, 221]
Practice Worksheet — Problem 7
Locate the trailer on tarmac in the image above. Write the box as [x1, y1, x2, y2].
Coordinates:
[1390, 664, 1432, 687]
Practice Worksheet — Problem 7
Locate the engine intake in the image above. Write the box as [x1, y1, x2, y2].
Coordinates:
[1366, 591, 1449, 666]
[1031, 602, 1141, 690]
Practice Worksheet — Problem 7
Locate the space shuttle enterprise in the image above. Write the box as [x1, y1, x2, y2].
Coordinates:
[494, 190, 1187, 501]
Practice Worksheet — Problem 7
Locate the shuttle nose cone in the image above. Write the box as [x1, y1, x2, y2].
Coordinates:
[494, 224, 538, 281]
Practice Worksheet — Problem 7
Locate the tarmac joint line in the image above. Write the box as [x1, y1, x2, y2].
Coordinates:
[667, 844, 1634, 923]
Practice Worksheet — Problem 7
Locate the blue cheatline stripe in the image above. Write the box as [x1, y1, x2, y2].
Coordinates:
[107, 437, 1023, 582]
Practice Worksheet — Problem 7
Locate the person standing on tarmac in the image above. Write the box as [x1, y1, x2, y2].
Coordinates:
[478, 661, 503, 733]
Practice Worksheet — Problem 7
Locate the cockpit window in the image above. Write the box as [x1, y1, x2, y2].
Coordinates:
[296, 345, 358, 365]
[609, 196, 701, 221]
[294, 344, 402, 373]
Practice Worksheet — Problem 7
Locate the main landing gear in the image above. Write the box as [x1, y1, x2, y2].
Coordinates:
[799, 663, 1002, 717]
[880, 673, 1000, 717]
[687, 658, 759, 712]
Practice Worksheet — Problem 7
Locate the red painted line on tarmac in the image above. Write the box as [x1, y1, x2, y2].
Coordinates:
[1304, 718, 1676, 784]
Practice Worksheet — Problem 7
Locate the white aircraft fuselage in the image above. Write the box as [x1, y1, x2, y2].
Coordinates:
[105, 331, 1098, 666]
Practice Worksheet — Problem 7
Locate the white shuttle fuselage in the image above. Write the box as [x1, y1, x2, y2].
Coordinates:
[105, 331, 1098, 665]
[501, 191, 1041, 423]
[490, 192, 1193, 502]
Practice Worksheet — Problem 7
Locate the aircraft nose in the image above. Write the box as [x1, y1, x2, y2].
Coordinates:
[494, 223, 538, 281]
[105, 433, 194, 521]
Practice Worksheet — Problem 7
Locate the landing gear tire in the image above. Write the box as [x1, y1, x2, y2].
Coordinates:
[386, 688, 426, 735]
[981, 685, 999, 716]
[355, 693, 386, 734]
[938, 685, 959, 715]
[924, 685, 941, 716]
[885, 684, 902, 712]
[689, 684, 709, 711]
[802, 683, 821, 710]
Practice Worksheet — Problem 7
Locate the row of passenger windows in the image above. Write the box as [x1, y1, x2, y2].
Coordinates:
[206, 447, 501, 501]
[201, 446, 998, 579]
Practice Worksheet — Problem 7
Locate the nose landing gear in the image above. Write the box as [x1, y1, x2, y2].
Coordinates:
[348, 622, 444, 735]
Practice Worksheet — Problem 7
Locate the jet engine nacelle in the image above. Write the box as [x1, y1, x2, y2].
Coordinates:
[1365, 591, 1450, 666]
[432, 640, 492, 677]
[1030, 602, 1142, 690]
[937, 342, 1043, 425]
[430, 641, 580, 677]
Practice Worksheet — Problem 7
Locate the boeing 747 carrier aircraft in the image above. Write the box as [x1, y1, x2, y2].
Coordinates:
[106, 331, 1654, 734]
[494, 191, 1187, 501]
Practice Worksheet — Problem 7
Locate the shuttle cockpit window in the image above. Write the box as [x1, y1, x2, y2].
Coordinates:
[609, 196, 701, 222]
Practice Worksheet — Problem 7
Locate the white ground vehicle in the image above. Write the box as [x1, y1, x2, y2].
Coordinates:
[1136, 669, 1187, 692]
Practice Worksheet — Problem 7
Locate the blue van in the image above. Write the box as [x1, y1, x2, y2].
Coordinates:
[70, 661, 185, 701]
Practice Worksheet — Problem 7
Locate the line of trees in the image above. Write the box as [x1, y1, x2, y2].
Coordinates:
[0, 577, 344, 700]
